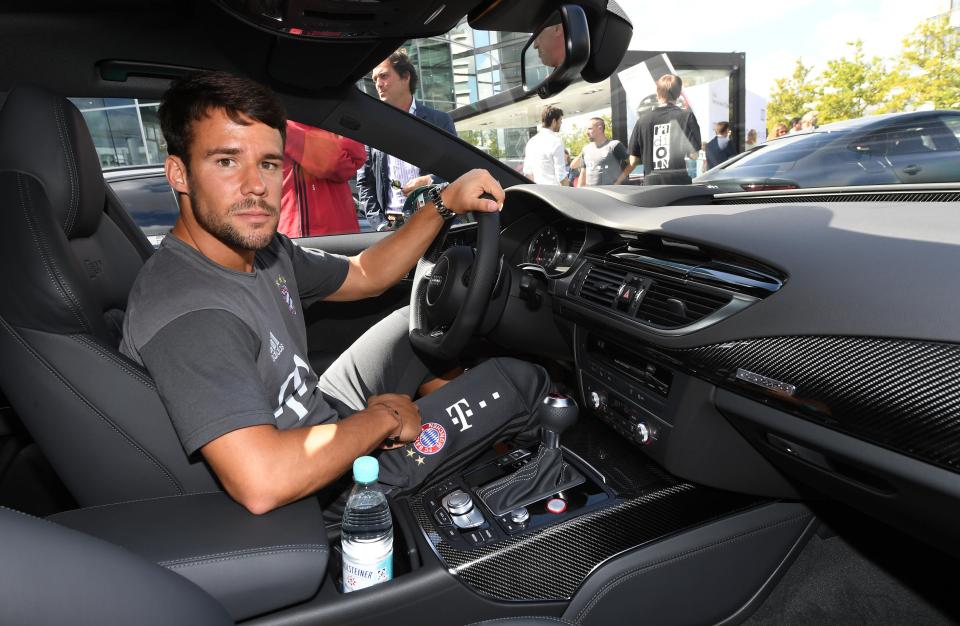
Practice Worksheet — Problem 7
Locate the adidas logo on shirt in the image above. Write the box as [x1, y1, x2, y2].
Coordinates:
[269, 332, 285, 362]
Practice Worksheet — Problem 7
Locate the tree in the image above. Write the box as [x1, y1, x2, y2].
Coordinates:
[888, 15, 960, 111]
[766, 59, 816, 130]
[816, 40, 888, 124]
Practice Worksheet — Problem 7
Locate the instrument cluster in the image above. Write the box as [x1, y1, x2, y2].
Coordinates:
[522, 220, 588, 276]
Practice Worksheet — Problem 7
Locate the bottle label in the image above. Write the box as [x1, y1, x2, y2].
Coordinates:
[342, 549, 393, 593]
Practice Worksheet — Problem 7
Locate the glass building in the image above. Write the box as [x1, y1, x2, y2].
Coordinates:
[69, 98, 165, 169]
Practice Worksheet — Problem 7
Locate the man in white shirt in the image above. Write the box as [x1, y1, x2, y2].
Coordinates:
[523, 106, 569, 186]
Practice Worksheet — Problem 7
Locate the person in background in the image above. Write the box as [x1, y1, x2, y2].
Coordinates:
[745, 128, 758, 149]
[523, 106, 568, 185]
[577, 117, 630, 186]
[280, 121, 365, 237]
[564, 148, 580, 186]
[800, 111, 819, 131]
[705, 121, 737, 170]
[626, 74, 701, 186]
[787, 116, 802, 134]
[357, 48, 455, 231]
[770, 122, 788, 140]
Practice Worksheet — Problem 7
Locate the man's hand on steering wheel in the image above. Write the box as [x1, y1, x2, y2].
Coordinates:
[440, 169, 504, 215]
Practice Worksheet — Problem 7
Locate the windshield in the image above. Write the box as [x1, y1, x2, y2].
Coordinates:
[78, 2, 960, 241]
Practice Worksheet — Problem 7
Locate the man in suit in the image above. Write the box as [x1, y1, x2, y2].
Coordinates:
[705, 121, 737, 171]
[358, 48, 456, 230]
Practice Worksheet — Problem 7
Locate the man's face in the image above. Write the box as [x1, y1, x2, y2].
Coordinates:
[587, 120, 603, 141]
[715, 125, 728, 137]
[533, 25, 565, 68]
[372, 61, 410, 109]
[182, 108, 283, 251]
[552, 116, 563, 132]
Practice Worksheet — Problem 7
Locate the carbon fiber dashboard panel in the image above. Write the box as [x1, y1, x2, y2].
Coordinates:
[678, 336, 960, 473]
[405, 420, 760, 601]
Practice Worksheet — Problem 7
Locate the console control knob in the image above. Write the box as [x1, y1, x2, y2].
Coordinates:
[589, 390, 606, 410]
[634, 422, 651, 445]
[443, 490, 474, 516]
[509, 507, 530, 524]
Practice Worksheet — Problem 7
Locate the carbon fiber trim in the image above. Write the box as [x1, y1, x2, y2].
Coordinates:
[678, 336, 960, 472]
[719, 191, 960, 204]
[409, 483, 760, 601]
[405, 420, 760, 601]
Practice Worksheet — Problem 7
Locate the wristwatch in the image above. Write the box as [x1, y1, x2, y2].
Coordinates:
[419, 183, 454, 220]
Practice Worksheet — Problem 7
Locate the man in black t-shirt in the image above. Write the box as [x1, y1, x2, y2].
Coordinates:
[627, 74, 702, 185]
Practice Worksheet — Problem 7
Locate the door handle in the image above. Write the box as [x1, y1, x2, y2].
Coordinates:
[902, 164, 921, 175]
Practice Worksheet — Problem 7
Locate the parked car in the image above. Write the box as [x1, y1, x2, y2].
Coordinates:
[695, 110, 960, 192]
[104, 166, 179, 246]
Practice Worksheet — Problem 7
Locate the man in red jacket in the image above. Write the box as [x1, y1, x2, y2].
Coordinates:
[280, 120, 366, 237]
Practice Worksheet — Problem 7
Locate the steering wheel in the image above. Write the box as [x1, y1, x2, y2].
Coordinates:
[409, 208, 500, 361]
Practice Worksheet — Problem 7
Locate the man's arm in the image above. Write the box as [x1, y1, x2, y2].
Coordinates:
[203, 395, 418, 514]
[578, 167, 587, 188]
[136, 309, 423, 515]
[326, 169, 504, 301]
[552, 142, 568, 186]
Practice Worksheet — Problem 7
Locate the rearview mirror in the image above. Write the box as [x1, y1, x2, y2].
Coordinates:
[520, 5, 590, 98]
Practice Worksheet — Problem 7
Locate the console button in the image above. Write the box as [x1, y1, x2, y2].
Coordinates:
[434, 508, 453, 527]
[466, 531, 483, 546]
[509, 507, 530, 524]
[440, 527, 458, 540]
[480, 528, 494, 541]
[546, 498, 568, 514]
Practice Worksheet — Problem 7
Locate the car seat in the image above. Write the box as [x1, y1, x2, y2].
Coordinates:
[0, 85, 220, 506]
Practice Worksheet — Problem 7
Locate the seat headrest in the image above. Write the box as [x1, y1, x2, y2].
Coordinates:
[0, 85, 106, 239]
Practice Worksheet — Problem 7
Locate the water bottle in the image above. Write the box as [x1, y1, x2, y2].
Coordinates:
[341, 456, 393, 593]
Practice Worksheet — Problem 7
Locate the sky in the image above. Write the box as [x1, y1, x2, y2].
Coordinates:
[619, 0, 947, 99]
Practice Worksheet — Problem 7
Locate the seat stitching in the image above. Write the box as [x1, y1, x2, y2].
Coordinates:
[162, 547, 329, 570]
[465, 618, 572, 626]
[0, 315, 183, 495]
[70, 335, 157, 391]
[54, 100, 79, 237]
[159, 544, 328, 566]
[574, 512, 811, 623]
[46, 491, 224, 518]
[18, 175, 89, 331]
[477, 448, 547, 499]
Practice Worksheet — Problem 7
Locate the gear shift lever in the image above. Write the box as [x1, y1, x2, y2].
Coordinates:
[539, 393, 578, 450]
[477, 392, 584, 517]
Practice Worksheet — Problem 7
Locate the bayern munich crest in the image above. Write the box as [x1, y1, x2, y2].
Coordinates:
[413, 422, 447, 455]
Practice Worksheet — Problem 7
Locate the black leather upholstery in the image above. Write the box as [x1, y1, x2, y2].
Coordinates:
[0, 84, 220, 506]
[51, 492, 329, 621]
[0, 505, 232, 625]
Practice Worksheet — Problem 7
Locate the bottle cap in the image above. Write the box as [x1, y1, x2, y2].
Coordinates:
[353, 456, 379, 484]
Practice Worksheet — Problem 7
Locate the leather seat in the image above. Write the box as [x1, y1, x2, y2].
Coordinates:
[0, 85, 220, 506]
[0, 505, 232, 625]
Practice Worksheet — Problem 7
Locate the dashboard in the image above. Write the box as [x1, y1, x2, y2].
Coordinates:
[492, 182, 960, 555]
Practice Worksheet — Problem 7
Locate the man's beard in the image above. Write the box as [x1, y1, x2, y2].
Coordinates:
[190, 192, 279, 252]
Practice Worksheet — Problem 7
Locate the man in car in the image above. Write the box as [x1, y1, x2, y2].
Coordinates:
[358, 49, 456, 231]
[120, 71, 550, 515]
[626, 74, 702, 185]
[533, 18, 566, 69]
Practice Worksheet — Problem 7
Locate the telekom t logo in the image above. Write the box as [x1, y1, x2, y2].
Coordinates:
[446, 399, 473, 432]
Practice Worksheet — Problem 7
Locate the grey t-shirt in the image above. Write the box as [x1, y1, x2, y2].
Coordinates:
[120, 234, 350, 455]
[579, 140, 628, 185]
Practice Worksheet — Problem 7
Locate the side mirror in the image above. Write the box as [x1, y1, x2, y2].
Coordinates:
[520, 5, 591, 98]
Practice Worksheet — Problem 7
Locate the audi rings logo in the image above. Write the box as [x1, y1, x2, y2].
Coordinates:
[426, 258, 448, 306]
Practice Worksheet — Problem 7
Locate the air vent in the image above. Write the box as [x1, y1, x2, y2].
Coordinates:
[635, 280, 731, 328]
[577, 264, 626, 307]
